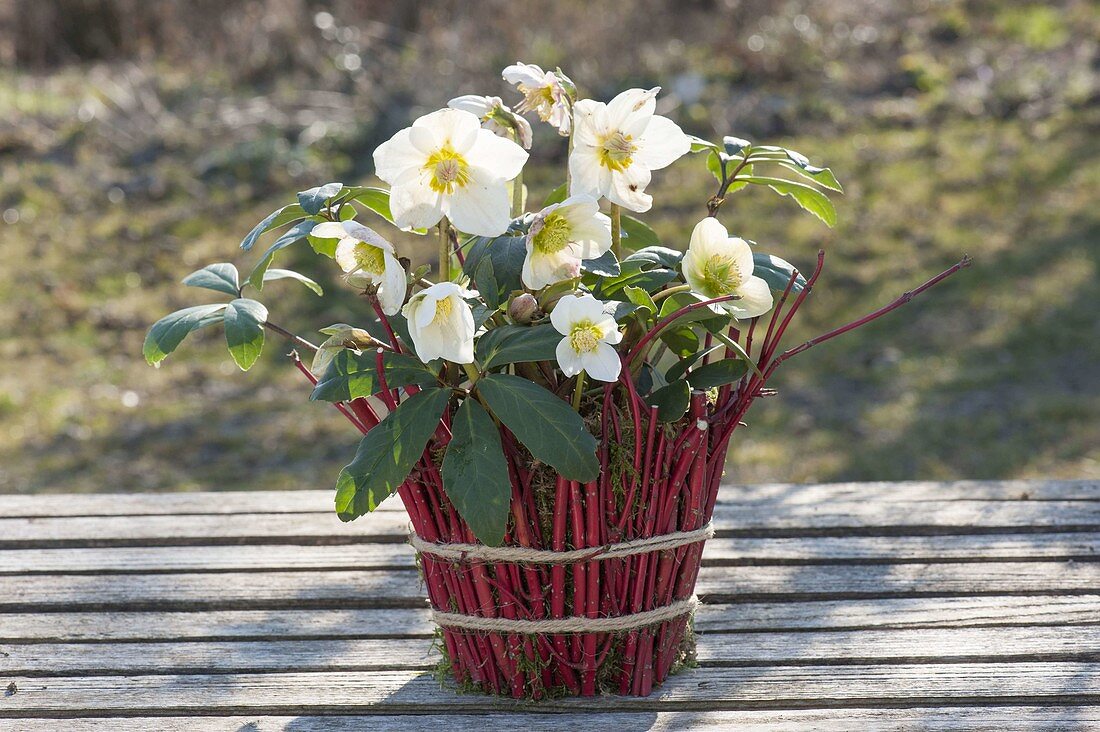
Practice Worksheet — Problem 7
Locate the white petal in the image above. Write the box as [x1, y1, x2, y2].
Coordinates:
[607, 164, 653, 213]
[596, 316, 623, 344]
[688, 217, 730, 259]
[568, 144, 611, 200]
[549, 295, 578, 334]
[571, 294, 607, 322]
[389, 182, 445, 231]
[555, 338, 584, 377]
[444, 168, 512, 237]
[466, 129, 528, 181]
[502, 63, 547, 88]
[522, 244, 581, 290]
[571, 99, 605, 146]
[605, 87, 658, 137]
[408, 125, 438, 154]
[730, 276, 774, 319]
[311, 221, 346, 239]
[341, 221, 394, 253]
[378, 253, 408, 316]
[334, 239, 359, 274]
[373, 129, 425, 185]
[448, 94, 494, 118]
[635, 115, 691, 171]
[731, 237, 755, 278]
[413, 108, 481, 153]
[580, 342, 622, 382]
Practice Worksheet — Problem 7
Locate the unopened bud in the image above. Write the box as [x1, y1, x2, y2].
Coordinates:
[508, 293, 541, 324]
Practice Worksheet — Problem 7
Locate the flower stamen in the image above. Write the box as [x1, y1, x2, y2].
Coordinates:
[702, 254, 742, 295]
[598, 131, 636, 172]
[424, 143, 472, 194]
[531, 213, 572, 254]
[568, 320, 602, 354]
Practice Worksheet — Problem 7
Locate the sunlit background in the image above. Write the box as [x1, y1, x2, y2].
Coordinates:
[1, 0, 1097, 494]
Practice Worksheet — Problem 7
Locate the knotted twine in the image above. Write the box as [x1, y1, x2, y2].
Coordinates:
[409, 521, 714, 634]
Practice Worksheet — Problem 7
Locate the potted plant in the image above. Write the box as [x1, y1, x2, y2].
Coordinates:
[145, 63, 968, 698]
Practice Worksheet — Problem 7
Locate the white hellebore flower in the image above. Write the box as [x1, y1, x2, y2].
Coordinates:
[373, 108, 528, 237]
[312, 220, 407, 316]
[569, 87, 691, 213]
[682, 218, 774, 320]
[550, 294, 623, 383]
[523, 195, 612, 289]
[447, 94, 533, 149]
[402, 282, 475, 364]
[502, 62, 572, 135]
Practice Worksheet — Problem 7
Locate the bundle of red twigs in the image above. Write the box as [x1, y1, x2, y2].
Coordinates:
[292, 251, 970, 698]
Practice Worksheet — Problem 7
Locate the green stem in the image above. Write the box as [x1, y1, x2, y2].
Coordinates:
[650, 283, 692, 304]
[610, 204, 622, 258]
[571, 371, 586, 411]
[512, 170, 524, 218]
[438, 217, 451, 281]
[461, 362, 481, 385]
[565, 115, 575, 192]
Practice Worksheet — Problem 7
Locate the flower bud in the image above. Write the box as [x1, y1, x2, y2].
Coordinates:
[508, 293, 541, 324]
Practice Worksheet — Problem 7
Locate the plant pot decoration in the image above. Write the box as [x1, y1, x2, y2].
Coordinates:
[146, 62, 968, 699]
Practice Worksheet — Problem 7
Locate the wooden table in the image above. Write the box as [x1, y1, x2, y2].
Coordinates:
[1, 480, 1098, 730]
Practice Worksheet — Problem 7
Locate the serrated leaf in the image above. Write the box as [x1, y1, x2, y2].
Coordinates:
[477, 374, 598, 481]
[240, 204, 307, 251]
[262, 268, 323, 295]
[441, 398, 512, 546]
[223, 298, 268, 371]
[247, 220, 314, 290]
[298, 182, 343, 215]
[778, 160, 843, 192]
[335, 388, 451, 521]
[623, 285, 657, 319]
[182, 263, 240, 297]
[752, 252, 808, 293]
[581, 249, 621, 277]
[311, 349, 440, 402]
[475, 324, 561, 370]
[143, 304, 228, 365]
[686, 358, 748, 390]
[647, 380, 691, 422]
[740, 175, 837, 227]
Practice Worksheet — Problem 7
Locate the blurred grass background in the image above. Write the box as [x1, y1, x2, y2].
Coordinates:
[0, 0, 1097, 494]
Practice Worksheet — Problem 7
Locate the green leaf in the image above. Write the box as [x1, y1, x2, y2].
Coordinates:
[623, 285, 657, 319]
[658, 291, 730, 329]
[593, 260, 678, 298]
[710, 330, 764, 379]
[581, 249, 620, 277]
[659, 325, 700, 358]
[740, 175, 837, 227]
[297, 182, 343, 215]
[248, 220, 314, 290]
[723, 136, 752, 156]
[340, 186, 427, 234]
[240, 204, 307, 251]
[182, 263, 240, 297]
[311, 349, 440, 402]
[335, 388, 451, 521]
[666, 346, 722, 383]
[143, 304, 228, 365]
[752, 252, 808, 293]
[223, 298, 268, 371]
[463, 235, 526, 310]
[441, 398, 512, 546]
[476, 324, 562, 370]
[620, 215, 660, 249]
[706, 150, 726, 183]
[623, 246, 684, 270]
[777, 148, 843, 192]
[688, 135, 718, 153]
[543, 183, 568, 206]
[647, 380, 690, 422]
[686, 358, 748, 390]
[262, 268, 323, 296]
[477, 374, 599, 481]
[307, 233, 340, 258]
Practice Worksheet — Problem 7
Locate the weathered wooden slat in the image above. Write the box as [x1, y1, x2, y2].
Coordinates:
[3, 480, 1095, 518]
[5, 499, 1100, 548]
[4, 595, 1100, 643]
[26, 708, 1100, 731]
[2, 562, 1099, 613]
[4, 664, 1100, 715]
[5, 625, 1100, 676]
[3, 532, 1097, 575]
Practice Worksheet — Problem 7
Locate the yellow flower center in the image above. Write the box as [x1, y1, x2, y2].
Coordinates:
[568, 320, 603, 354]
[432, 295, 454, 324]
[353, 242, 386, 276]
[598, 131, 635, 172]
[532, 213, 572, 254]
[424, 143, 472, 195]
[701, 254, 742, 296]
